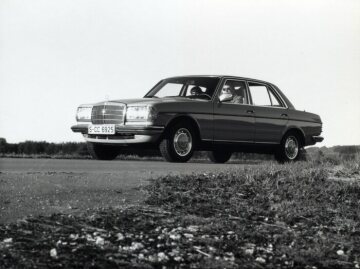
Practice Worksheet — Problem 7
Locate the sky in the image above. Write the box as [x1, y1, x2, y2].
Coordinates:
[0, 0, 359, 146]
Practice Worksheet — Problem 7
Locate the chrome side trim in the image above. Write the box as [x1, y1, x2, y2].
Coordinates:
[202, 138, 279, 145]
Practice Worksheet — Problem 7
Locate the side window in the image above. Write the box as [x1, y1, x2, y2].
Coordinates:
[248, 82, 283, 107]
[268, 91, 281, 107]
[220, 80, 249, 104]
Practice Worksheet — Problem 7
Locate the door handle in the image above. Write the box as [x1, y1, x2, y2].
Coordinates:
[281, 113, 288, 117]
[246, 110, 254, 114]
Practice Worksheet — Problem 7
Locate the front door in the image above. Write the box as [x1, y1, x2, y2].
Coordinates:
[213, 79, 255, 143]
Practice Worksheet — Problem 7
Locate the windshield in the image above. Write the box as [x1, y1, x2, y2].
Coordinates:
[145, 77, 220, 100]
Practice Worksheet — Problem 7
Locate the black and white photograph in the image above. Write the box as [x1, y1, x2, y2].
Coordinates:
[0, 0, 359, 268]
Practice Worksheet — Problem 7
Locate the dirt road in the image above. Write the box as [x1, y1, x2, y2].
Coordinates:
[0, 158, 252, 223]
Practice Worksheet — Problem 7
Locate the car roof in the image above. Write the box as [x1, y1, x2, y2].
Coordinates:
[165, 75, 274, 85]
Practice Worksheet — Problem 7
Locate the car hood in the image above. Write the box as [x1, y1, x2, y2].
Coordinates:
[93, 97, 207, 106]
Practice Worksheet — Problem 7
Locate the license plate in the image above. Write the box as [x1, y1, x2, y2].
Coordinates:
[88, 124, 115, 135]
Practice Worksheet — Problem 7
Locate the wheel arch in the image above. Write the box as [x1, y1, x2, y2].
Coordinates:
[282, 127, 306, 147]
[161, 115, 201, 143]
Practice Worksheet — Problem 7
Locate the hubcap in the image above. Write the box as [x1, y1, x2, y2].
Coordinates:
[285, 136, 299, 160]
[173, 128, 192, 156]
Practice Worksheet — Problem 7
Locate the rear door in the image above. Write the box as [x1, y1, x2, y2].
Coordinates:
[247, 81, 288, 144]
[213, 79, 255, 143]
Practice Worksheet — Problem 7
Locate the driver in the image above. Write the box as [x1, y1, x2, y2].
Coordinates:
[190, 86, 203, 96]
[221, 84, 234, 96]
[221, 83, 245, 104]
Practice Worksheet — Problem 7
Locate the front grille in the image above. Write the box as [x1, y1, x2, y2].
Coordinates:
[91, 103, 126, 124]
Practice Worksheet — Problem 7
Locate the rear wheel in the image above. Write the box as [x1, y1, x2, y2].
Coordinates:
[208, 150, 232, 163]
[87, 142, 120, 160]
[159, 122, 195, 162]
[275, 132, 301, 163]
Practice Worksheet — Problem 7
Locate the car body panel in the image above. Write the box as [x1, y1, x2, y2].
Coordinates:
[213, 102, 255, 142]
[252, 106, 289, 144]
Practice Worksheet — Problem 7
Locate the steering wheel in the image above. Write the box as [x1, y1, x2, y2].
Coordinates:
[198, 93, 212, 99]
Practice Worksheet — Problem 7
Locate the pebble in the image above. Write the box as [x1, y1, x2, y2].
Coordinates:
[95, 236, 105, 246]
[3, 238, 12, 243]
[170, 234, 181, 240]
[69, 234, 78, 240]
[130, 242, 144, 250]
[157, 252, 168, 262]
[255, 257, 266, 264]
[187, 225, 199, 233]
[183, 233, 194, 239]
[50, 248, 57, 258]
[116, 233, 125, 241]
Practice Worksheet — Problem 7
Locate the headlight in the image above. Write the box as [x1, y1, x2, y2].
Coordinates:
[76, 105, 93, 121]
[126, 106, 156, 122]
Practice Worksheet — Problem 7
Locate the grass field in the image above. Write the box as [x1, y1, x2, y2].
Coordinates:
[0, 153, 359, 268]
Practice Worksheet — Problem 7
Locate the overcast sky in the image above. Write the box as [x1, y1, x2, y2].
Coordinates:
[0, 0, 359, 146]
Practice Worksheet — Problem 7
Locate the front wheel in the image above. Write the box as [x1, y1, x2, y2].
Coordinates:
[87, 142, 120, 160]
[275, 133, 301, 163]
[159, 123, 195, 162]
[208, 150, 232, 163]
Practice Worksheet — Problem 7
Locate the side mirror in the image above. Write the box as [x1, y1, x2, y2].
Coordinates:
[219, 92, 233, 102]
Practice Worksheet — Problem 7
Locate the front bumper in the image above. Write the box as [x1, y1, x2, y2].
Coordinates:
[71, 123, 164, 144]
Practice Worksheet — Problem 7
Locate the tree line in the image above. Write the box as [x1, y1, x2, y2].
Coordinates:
[1, 137, 359, 159]
[0, 138, 88, 156]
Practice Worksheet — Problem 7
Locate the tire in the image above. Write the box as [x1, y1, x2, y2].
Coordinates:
[208, 150, 232, 163]
[87, 142, 120, 160]
[159, 122, 195, 162]
[275, 132, 302, 163]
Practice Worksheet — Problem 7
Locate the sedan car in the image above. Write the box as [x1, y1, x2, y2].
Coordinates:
[71, 75, 323, 162]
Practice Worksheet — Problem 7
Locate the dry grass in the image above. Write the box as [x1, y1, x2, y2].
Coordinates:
[144, 160, 360, 268]
[1, 154, 359, 268]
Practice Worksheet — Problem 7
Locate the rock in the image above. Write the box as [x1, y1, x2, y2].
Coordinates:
[115, 233, 125, 241]
[174, 256, 183, 262]
[95, 236, 105, 246]
[187, 225, 199, 233]
[50, 248, 57, 258]
[157, 252, 168, 262]
[255, 257, 266, 264]
[183, 233, 194, 239]
[3, 238, 12, 243]
[130, 242, 144, 251]
[69, 234, 78, 240]
[170, 234, 181, 240]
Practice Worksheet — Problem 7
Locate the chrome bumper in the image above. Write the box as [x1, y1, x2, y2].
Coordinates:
[312, 136, 324, 143]
[71, 123, 164, 144]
